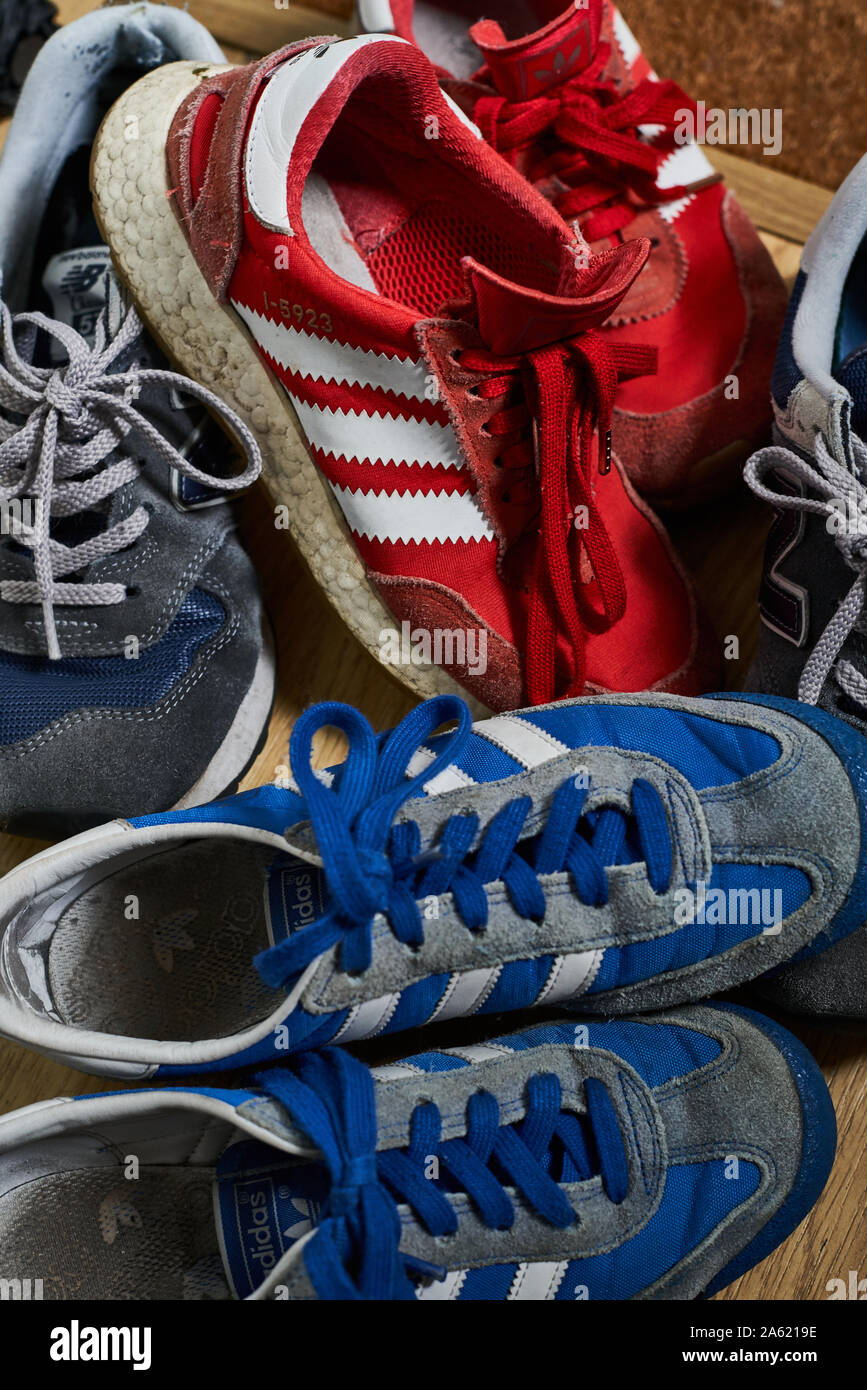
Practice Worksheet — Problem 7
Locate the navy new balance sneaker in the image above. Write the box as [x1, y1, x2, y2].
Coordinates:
[744, 151, 867, 1021]
[0, 1004, 836, 1300]
[0, 690, 865, 1077]
[0, 3, 274, 836]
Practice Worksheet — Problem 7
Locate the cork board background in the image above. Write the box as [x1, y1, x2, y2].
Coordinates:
[623, 0, 865, 189]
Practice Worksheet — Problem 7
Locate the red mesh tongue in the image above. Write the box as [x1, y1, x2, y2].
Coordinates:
[463, 238, 649, 355]
[470, 2, 603, 102]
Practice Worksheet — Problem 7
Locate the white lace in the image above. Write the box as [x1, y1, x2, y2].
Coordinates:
[0, 298, 261, 658]
[745, 431, 867, 708]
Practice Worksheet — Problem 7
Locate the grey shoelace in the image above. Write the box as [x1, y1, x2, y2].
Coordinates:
[0, 297, 261, 658]
[745, 431, 867, 709]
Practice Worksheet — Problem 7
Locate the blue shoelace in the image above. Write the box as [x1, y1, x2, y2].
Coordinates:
[256, 695, 673, 988]
[256, 1047, 629, 1300]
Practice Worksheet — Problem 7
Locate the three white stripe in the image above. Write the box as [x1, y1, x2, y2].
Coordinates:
[508, 1262, 569, 1300]
[330, 482, 494, 544]
[231, 299, 431, 400]
[232, 297, 496, 544]
[315, 712, 602, 1043]
[414, 1262, 571, 1300]
[292, 396, 463, 471]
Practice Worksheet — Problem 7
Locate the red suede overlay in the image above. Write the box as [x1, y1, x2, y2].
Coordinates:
[610, 192, 789, 500]
[188, 91, 223, 203]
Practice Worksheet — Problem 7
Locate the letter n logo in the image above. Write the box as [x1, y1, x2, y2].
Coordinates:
[758, 467, 809, 647]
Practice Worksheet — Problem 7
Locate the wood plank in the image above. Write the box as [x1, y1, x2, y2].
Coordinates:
[709, 148, 832, 245]
[53, 0, 353, 48]
[170, 0, 353, 51]
[56, 0, 354, 27]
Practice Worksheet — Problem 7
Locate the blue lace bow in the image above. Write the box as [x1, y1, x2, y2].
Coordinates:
[257, 1045, 629, 1301]
[256, 696, 672, 989]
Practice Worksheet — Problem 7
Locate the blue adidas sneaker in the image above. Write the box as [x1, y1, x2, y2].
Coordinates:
[0, 689, 865, 1077]
[0, 4, 274, 836]
[744, 151, 867, 1019]
[0, 1004, 835, 1300]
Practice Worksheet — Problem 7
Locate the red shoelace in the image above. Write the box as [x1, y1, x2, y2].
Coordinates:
[457, 329, 655, 704]
[473, 44, 709, 240]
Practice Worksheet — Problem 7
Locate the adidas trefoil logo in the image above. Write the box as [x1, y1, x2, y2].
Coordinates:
[284, 1196, 320, 1242]
[98, 1191, 143, 1245]
[152, 910, 198, 973]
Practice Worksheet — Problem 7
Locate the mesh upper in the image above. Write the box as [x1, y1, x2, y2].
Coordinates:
[0, 587, 226, 744]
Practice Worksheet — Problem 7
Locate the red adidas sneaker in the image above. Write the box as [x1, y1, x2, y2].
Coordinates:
[359, 1, 789, 506]
[91, 34, 719, 710]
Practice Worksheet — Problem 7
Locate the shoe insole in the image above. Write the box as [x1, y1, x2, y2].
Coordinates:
[46, 841, 281, 1043]
[0, 1165, 228, 1300]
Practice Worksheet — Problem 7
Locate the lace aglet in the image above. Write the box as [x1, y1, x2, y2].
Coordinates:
[600, 429, 612, 475]
[42, 602, 61, 661]
[403, 1255, 448, 1287]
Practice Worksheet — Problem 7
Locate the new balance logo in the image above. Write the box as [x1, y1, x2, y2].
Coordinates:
[758, 467, 808, 646]
[59, 263, 108, 296]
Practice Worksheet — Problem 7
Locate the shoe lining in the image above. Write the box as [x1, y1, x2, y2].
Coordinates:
[0, 1166, 228, 1300]
[303, 92, 557, 314]
[46, 840, 280, 1043]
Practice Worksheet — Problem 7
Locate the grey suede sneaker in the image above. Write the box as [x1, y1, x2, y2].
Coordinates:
[745, 152, 867, 1021]
[0, 1003, 836, 1300]
[0, 3, 275, 836]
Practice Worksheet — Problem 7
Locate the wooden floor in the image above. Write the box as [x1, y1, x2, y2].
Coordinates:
[0, 0, 863, 1303]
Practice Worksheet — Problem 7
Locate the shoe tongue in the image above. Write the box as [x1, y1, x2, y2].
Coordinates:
[469, 2, 603, 102]
[214, 1137, 327, 1298]
[836, 347, 867, 440]
[41, 247, 113, 342]
[264, 853, 329, 946]
[463, 238, 649, 354]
